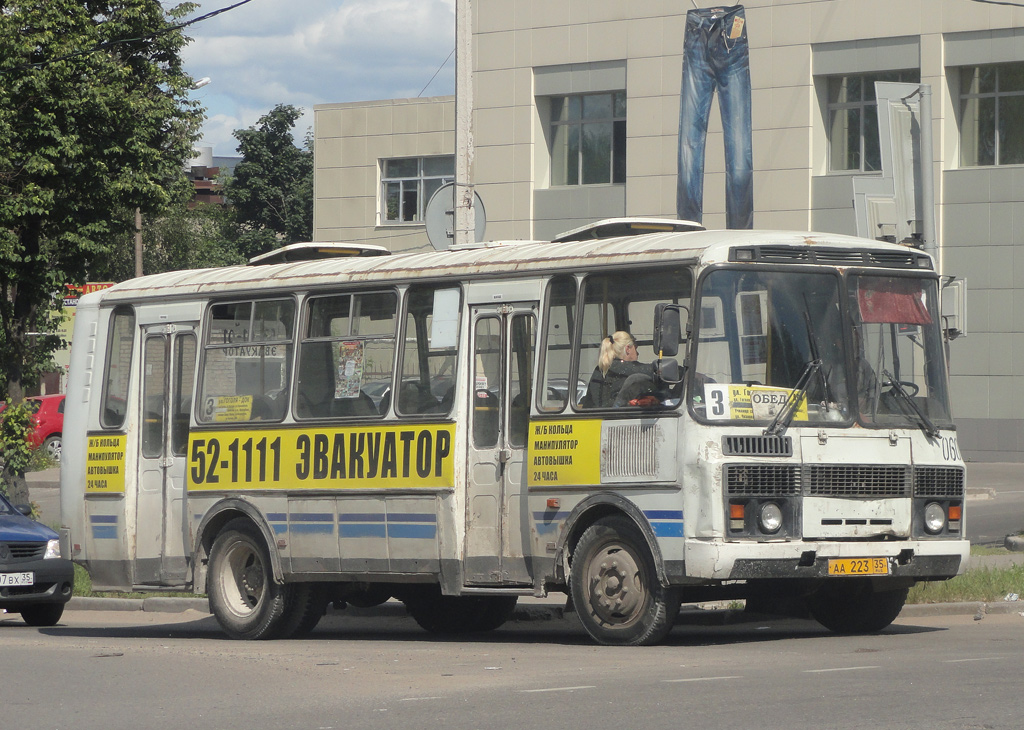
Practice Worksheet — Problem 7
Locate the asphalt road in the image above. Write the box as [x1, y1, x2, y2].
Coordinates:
[2, 608, 1023, 730]
[965, 463, 1024, 545]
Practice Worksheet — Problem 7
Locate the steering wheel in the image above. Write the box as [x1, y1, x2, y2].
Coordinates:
[883, 378, 919, 397]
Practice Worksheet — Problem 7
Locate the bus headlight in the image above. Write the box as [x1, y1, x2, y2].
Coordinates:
[758, 502, 783, 534]
[923, 502, 946, 534]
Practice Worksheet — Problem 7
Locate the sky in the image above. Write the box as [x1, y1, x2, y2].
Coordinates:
[178, 0, 457, 157]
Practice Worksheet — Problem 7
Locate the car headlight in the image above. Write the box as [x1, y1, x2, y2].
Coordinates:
[44, 539, 61, 559]
[758, 502, 783, 534]
[923, 502, 946, 534]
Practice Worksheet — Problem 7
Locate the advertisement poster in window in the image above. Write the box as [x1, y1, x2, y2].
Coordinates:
[335, 341, 365, 399]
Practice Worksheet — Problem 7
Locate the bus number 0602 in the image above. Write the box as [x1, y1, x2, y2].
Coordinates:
[190, 436, 282, 485]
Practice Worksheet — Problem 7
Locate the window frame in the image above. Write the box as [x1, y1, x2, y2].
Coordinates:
[825, 70, 920, 173]
[958, 62, 1024, 168]
[379, 155, 455, 225]
[547, 91, 627, 187]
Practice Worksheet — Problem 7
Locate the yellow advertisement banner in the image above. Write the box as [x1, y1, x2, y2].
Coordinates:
[188, 424, 455, 491]
[86, 433, 127, 493]
[527, 419, 602, 487]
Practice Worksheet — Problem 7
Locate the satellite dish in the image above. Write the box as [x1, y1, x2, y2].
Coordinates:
[424, 182, 486, 250]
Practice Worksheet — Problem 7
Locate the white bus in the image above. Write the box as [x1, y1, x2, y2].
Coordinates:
[60, 222, 968, 645]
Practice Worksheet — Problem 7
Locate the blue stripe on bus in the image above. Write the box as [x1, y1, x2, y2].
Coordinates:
[338, 513, 386, 523]
[387, 523, 437, 540]
[289, 523, 335, 535]
[387, 513, 435, 523]
[266, 512, 287, 521]
[644, 510, 684, 521]
[340, 524, 387, 539]
[92, 526, 118, 539]
[289, 513, 335, 522]
[650, 521, 685, 538]
[90, 515, 118, 524]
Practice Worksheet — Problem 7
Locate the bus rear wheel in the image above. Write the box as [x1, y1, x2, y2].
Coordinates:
[570, 515, 679, 646]
[807, 580, 908, 634]
[208, 518, 289, 640]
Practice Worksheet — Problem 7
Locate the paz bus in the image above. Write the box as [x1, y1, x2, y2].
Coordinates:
[60, 220, 968, 645]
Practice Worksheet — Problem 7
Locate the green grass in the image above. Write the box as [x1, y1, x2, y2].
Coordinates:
[907, 563, 1024, 604]
[72, 563, 202, 599]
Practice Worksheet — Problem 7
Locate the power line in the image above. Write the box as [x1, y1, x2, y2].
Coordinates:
[417, 47, 455, 98]
[3, 0, 257, 73]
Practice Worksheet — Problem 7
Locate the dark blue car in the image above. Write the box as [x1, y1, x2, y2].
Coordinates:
[0, 492, 74, 626]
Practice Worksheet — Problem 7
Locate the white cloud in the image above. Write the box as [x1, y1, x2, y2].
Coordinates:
[181, 0, 456, 154]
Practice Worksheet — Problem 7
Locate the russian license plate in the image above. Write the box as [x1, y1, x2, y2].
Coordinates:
[827, 558, 890, 576]
[0, 572, 34, 587]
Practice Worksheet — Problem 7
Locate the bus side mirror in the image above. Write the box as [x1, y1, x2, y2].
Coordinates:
[655, 357, 683, 386]
[653, 304, 685, 357]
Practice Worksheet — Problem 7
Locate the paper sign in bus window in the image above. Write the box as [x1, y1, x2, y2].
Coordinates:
[335, 340, 365, 399]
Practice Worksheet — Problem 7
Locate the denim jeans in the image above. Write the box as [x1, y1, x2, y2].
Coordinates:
[676, 5, 754, 229]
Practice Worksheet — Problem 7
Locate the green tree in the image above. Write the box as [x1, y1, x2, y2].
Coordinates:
[0, 1, 204, 502]
[224, 104, 314, 259]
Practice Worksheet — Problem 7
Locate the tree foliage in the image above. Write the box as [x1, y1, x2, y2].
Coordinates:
[0, 1, 204, 501]
[224, 104, 314, 259]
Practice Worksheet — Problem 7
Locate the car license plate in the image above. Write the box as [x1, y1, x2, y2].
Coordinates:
[827, 558, 889, 576]
[0, 572, 34, 587]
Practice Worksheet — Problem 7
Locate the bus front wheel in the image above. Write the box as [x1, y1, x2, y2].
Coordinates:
[807, 580, 908, 634]
[208, 518, 289, 640]
[570, 515, 679, 646]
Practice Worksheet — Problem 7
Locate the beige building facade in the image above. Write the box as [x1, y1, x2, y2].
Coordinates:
[313, 0, 1024, 461]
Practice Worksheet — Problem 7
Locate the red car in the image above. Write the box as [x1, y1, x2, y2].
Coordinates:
[0, 394, 65, 463]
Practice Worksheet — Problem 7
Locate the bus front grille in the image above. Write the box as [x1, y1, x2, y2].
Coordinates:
[724, 464, 801, 495]
[807, 465, 910, 497]
[914, 466, 965, 497]
[724, 464, 915, 498]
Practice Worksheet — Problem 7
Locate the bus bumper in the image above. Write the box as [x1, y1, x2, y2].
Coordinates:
[682, 538, 970, 582]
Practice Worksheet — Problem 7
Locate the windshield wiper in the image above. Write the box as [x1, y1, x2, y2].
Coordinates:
[882, 369, 938, 439]
[763, 358, 821, 436]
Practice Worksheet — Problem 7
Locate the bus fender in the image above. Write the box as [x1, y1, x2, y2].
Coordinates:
[555, 493, 668, 588]
[192, 498, 285, 588]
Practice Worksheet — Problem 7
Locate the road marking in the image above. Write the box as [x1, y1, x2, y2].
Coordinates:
[662, 676, 742, 683]
[399, 697, 443, 702]
[519, 686, 596, 694]
[944, 658, 1003, 664]
[804, 666, 880, 673]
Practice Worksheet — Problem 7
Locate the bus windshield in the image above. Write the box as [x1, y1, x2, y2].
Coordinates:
[691, 268, 952, 431]
[691, 268, 849, 426]
[851, 274, 952, 430]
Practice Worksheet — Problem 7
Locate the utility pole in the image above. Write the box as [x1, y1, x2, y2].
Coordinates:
[453, 0, 475, 247]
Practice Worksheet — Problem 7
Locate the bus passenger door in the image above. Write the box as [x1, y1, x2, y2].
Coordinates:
[465, 304, 536, 586]
[135, 324, 197, 586]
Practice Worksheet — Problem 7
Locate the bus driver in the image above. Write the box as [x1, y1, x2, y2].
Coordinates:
[584, 331, 656, 407]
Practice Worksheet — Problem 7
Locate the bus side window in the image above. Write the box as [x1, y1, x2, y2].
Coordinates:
[399, 285, 460, 416]
[197, 298, 295, 424]
[100, 306, 136, 429]
[538, 275, 577, 413]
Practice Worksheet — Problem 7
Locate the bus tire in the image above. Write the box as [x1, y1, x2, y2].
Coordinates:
[404, 590, 518, 634]
[278, 583, 328, 639]
[208, 518, 288, 640]
[807, 580, 908, 634]
[570, 515, 679, 646]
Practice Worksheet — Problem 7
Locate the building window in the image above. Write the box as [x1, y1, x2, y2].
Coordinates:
[549, 91, 626, 186]
[959, 62, 1024, 167]
[827, 70, 919, 172]
[380, 156, 454, 224]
